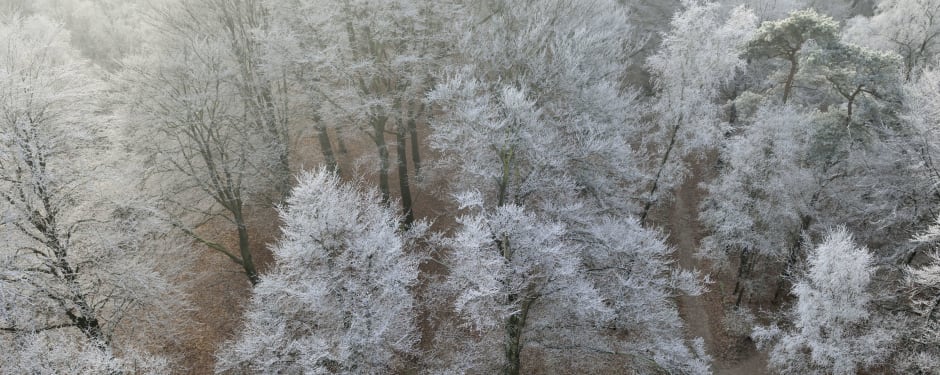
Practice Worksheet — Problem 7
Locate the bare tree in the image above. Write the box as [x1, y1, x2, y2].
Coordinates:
[119, 20, 273, 284]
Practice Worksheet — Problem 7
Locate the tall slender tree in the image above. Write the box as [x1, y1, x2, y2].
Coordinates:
[120, 22, 272, 285]
[641, 1, 757, 221]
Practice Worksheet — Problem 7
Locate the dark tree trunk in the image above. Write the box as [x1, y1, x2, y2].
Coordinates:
[783, 54, 799, 104]
[29, 163, 110, 348]
[259, 86, 290, 200]
[734, 249, 752, 307]
[373, 116, 391, 204]
[64, 298, 106, 349]
[337, 126, 349, 155]
[497, 148, 514, 207]
[410, 102, 422, 175]
[233, 205, 259, 285]
[396, 117, 414, 229]
[57, 258, 107, 348]
[773, 214, 813, 303]
[315, 121, 339, 175]
[276, 151, 290, 199]
[48, 244, 108, 349]
[845, 86, 862, 127]
[641, 115, 682, 224]
[504, 297, 532, 375]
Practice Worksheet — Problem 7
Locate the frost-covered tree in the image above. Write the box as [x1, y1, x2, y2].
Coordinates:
[264, 0, 460, 226]
[746, 9, 841, 103]
[845, 0, 940, 80]
[705, 24, 921, 302]
[752, 228, 895, 374]
[722, 0, 806, 20]
[429, 76, 643, 214]
[156, 0, 293, 199]
[427, 4, 642, 370]
[892, 218, 940, 372]
[703, 101, 923, 304]
[427, 1, 707, 372]
[723, 0, 863, 21]
[897, 249, 940, 371]
[2, 0, 161, 69]
[887, 70, 940, 367]
[799, 41, 903, 126]
[641, 1, 756, 220]
[434, 194, 709, 374]
[576, 217, 710, 373]
[256, 0, 343, 175]
[215, 169, 420, 374]
[903, 63, 940, 197]
[905, 255, 940, 372]
[119, 4, 286, 284]
[0, 331, 170, 374]
[0, 14, 188, 373]
[437, 196, 608, 374]
[428, 0, 646, 215]
[742, 8, 905, 122]
[700, 105, 819, 303]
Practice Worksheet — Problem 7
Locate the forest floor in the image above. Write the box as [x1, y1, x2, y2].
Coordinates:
[657, 158, 767, 375]
[172, 205, 279, 374]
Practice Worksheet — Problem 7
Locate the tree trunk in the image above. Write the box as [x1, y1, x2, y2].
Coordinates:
[497, 146, 515, 207]
[773, 214, 812, 303]
[783, 55, 799, 104]
[57, 259, 107, 348]
[65, 297, 106, 349]
[233, 205, 259, 285]
[846, 97, 854, 127]
[410, 102, 422, 175]
[315, 122, 339, 175]
[906, 249, 919, 265]
[276, 151, 290, 199]
[641, 115, 682, 224]
[50, 247, 108, 349]
[504, 297, 532, 375]
[336, 126, 349, 155]
[845, 86, 862, 127]
[396, 117, 414, 229]
[373, 116, 391, 204]
[734, 249, 752, 307]
[36, 187, 110, 348]
[259, 86, 290, 200]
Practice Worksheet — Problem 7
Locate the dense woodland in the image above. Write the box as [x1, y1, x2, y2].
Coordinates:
[1, 0, 940, 374]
